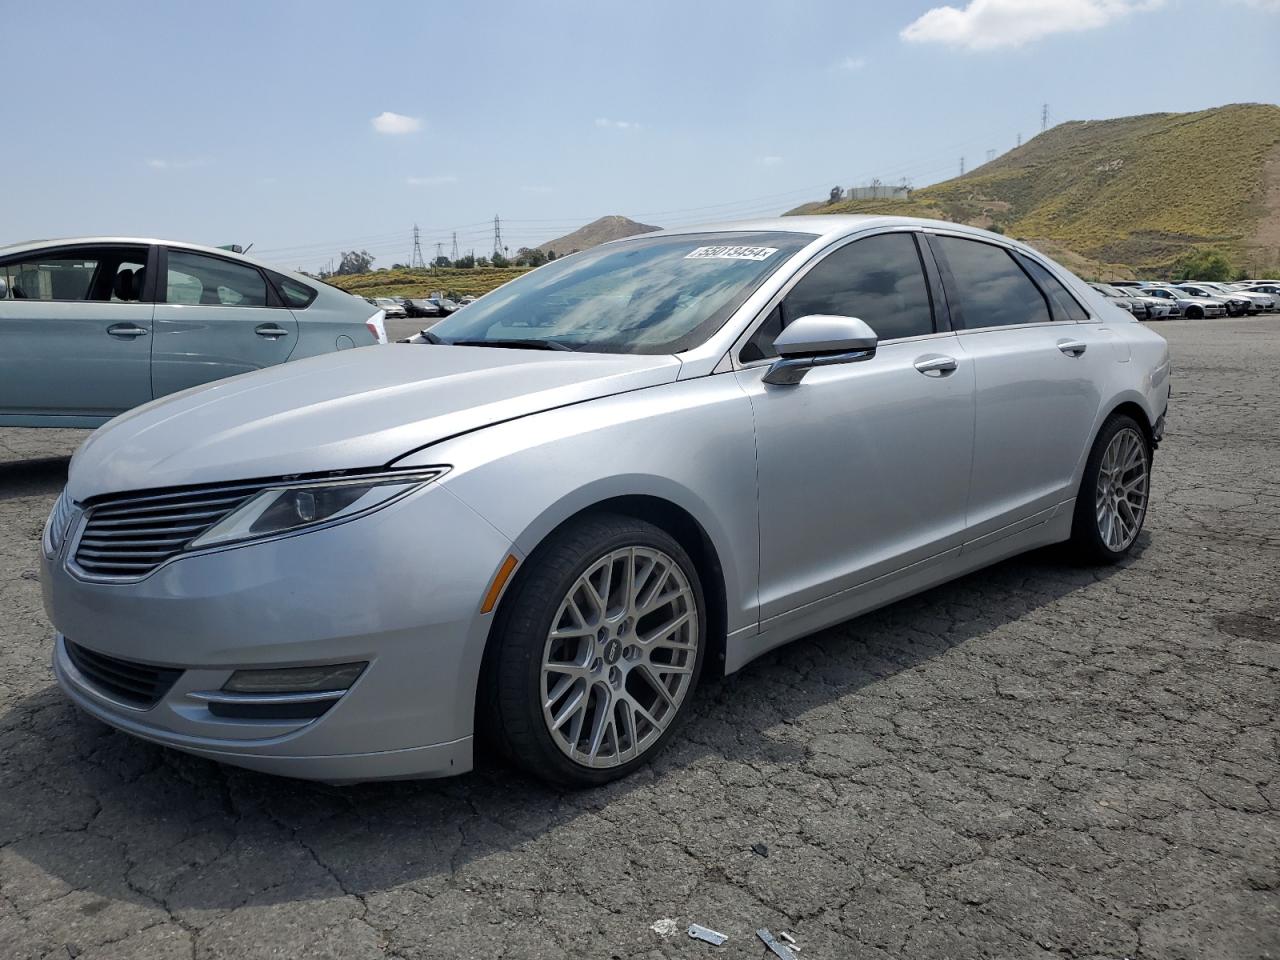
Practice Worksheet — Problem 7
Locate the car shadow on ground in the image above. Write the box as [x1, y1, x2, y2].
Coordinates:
[0, 456, 72, 503]
[0, 536, 1146, 914]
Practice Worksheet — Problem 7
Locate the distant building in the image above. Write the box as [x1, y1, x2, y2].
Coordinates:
[844, 184, 911, 201]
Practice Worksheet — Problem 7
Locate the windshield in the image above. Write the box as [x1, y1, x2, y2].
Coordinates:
[427, 231, 814, 353]
[1093, 284, 1123, 297]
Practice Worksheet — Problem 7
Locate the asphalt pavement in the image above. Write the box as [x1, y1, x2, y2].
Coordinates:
[1, 317, 1277, 959]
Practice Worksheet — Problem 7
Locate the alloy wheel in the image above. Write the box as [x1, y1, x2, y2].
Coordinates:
[540, 546, 699, 768]
[1095, 427, 1149, 552]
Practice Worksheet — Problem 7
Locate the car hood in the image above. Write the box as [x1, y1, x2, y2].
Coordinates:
[68, 345, 682, 501]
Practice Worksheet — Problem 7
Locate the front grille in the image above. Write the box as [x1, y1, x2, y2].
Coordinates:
[65, 640, 183, 708]
[74, 480, 269, 578]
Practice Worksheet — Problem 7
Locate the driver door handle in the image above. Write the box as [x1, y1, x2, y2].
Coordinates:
[913, 354, 958, 376]
[255, 324, 290, 339]
[1057, 339, 1088, 357]
[106, 323, 148, 338]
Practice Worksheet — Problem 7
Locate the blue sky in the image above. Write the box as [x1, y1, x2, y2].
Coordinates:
[3, 0, 1278, 271]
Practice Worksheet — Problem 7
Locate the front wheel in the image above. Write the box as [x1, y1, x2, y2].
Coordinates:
[1068, 414, 1152, 563]
[482, 514, 706, 787]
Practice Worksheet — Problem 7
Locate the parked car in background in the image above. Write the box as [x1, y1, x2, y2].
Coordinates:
[404, 298, 443, 319]
[1122, 289, 1176, 319]
[1190, 282, 1274, 314]
[458, 295, 478, 306]
[42, 215, 1170, 786]
[1233, 280, 1280, 301]
[1139, 284, 1227, 319]
[375, 297, 407, 319]
[1174, 283, 1251, 317]
[1091, 282, 1144, 317]
[429, 295, 459, 315]
[0, 237, 386, 428]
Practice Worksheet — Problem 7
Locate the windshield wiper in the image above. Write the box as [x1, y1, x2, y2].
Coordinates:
[449, 338, 574, 352]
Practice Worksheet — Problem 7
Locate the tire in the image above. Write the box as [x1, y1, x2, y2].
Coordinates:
[480, 513, 707, 787]
[1068, 414, 1152, 564]
[1186, 305, 1204, 320]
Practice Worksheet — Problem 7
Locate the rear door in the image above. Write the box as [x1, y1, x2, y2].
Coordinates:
[151, 247, 299, 398]
[926, 233, 1107, 542]
[0, 243, 154, 421]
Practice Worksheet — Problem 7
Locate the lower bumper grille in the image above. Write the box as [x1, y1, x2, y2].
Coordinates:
[65, 640, 182, 709]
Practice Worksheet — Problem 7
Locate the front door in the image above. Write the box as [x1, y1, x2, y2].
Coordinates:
[0, 244, 154, 421]
[735, 230, 975, 624]
[151, 247, 298, 398]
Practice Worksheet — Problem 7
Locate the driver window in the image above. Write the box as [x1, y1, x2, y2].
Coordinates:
[741, 232, 934, 362]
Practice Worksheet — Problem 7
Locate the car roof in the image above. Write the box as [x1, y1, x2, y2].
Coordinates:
[637, 214, 1017, 246]
[0, 236, 318, 288]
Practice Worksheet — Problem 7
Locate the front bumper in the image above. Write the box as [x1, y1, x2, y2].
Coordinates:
[42, 483, 515, 782]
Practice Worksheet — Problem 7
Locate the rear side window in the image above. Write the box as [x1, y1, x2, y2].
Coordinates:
[1017, 254, 1089, 321]
[741, 232, 933, 361]
[271, 273, 317, 308]
[930, 236, 1050, 329]
[166, 250, 267, 307]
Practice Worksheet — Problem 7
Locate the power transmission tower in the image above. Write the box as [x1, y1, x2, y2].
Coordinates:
[411, 224, 425, 269]
[450, 232, 459, 261]
[1041, 103, 1050, 133]
[986, 148, 996, 164]
[1016, 131, 1022, 147]
[959, 156, 965, 176]
[492, 215, 504, 257]
[434, 242, 444, 264]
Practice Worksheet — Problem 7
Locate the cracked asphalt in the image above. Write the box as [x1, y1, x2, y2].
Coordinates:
[1, 317, 1277, 959]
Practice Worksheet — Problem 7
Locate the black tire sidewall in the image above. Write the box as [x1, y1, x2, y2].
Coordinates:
[1070, 414, 1151, 563]
[487, 513, 707, 787]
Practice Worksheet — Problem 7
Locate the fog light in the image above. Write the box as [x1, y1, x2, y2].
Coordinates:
[222, 662, 366, 694]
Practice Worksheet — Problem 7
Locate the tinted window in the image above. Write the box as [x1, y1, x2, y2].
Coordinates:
[741, 232, 933, 361]
[166, 251, 267, 307]
[931, 236, 1050, 329]
[1017, 254, 1088, 320]
[1, 247, 149, 302]
[272, 274, 316, 308]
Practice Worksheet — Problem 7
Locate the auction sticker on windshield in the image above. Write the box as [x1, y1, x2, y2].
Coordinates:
[685, 245, 779, 261]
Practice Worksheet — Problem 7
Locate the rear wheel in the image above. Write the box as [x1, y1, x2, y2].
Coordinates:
[482, 514, 705, 787]
[1186, 305, 1204, 320]
[1068, 414, 1151, 563]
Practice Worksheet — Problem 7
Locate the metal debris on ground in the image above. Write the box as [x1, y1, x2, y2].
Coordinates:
[687, 923, 728, 946]
[751, 842, 769, 857]
[757, 927, 798, 960]
[650, 918, 680, 938]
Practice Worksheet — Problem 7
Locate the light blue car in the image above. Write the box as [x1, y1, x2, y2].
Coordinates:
[0, 237, 387, 428]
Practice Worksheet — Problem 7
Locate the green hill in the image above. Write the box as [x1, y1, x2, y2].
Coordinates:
[324, 265, 531, 299]
[788, 103, 1280, 278]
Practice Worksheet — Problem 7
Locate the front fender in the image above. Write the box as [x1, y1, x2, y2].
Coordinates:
[394, 375, 761, 637]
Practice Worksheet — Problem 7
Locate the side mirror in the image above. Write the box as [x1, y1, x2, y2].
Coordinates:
[762, 314, 878, 385]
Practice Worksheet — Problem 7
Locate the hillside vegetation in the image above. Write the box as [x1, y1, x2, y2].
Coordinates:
[789, 103, 1280, 277]
[325, 266, 531, 299]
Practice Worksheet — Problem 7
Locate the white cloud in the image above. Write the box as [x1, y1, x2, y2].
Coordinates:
[145, 158, 208, 170]
[834, 55, 867, 71]
[406, 175, 457, 186]
[900, 0, 1165, 50]
[757, 155, 784, 166]
[371, 111, 422, 135]
[595, 117, 641, 130]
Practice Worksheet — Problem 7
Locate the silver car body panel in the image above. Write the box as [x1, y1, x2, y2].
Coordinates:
[42, 216, 1172, 780]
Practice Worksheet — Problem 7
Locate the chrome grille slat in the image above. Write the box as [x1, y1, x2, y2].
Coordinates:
[74, 480, 272, 579]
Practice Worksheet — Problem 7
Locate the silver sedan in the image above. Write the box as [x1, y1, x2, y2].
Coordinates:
[41, 217, 1171, 786]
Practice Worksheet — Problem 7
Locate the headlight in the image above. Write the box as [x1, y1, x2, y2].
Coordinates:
[45, 489, 75, 553]
[188, 468, 447, 549]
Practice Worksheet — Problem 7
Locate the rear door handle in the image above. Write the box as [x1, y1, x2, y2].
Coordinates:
[1057, 339, 1087, 356]
[255, 324, 290, 339]
[913, 354, 958, 376]
[106, 323, 148, 338]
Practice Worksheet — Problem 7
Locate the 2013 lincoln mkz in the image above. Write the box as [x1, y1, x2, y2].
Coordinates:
[41, 217, 1171, 786]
